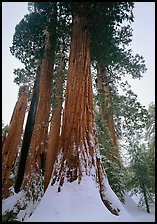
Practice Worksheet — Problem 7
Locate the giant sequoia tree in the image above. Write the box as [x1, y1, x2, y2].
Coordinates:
[46, 13, 121, 215]
[97, 66, 121, 167]
[18, 3, 57, 196]
[14, 64, 41, 193]
[2, 86, 28, 199]
[44, 47, 65, 190]
[2, 2, 149, 221]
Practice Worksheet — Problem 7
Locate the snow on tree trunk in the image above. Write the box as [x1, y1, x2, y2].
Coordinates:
[2, 127, 8, 147]
[2, 8, 57, 221]
[12, 23, 57, 214]
[49, 15, 121, 215]
[14, 63, 41, 193]
[97, 66, 121, 168]
[2, 86, 28, 199]
[44, 52, 64, 190]
[21, 28, 56, 198]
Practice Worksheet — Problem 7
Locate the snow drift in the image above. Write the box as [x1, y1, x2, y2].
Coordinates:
[25, 176, 136, 222]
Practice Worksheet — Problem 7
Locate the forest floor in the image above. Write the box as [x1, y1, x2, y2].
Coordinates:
[24, 176, 155, 222]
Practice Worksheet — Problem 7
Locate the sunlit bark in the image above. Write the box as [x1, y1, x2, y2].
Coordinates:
[50, 15, 120, 215]
[21, 27, 56, 197]
[14, 63, 41, 193]
[2, 86, 28, 199]
[44, 52, 65, 190]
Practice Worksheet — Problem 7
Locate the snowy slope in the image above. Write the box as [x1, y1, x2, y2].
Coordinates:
[25, 176, 137, 222]
[123, 191, 155, 222]
[2, 176, 155, 222]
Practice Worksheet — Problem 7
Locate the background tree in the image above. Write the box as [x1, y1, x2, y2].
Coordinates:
[16, 2, 57, 198]
[125, 103, 155, 213]
[2, 86, 28, 199]
[44, 45, 66, 190]
[145, 103, 155, 193]
[14, 65, 41, 193]
[88, 1, 147, 203]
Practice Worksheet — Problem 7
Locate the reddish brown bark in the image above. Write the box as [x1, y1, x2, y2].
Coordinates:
[21, 28, 56, 196]
[2, 86, 28, 199]
[2, 126, 8, 147]
[49, 16, 120, 215]
[14, 63, 41, 193]
[50, 16, 95, 186]
[97, 66, 121, 168]
[44, 54, 64, 190]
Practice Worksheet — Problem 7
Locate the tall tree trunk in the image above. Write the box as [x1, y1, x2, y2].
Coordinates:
[2, 126, 8, 147]
[97, 66, 121, 168]
[141, 182, 150, 213]
[49, 15, 120, 216]
[44, 52, 65, 190]
[20, 10, 57, 201]
[14, 63, 41, 193]
[2, 86, 28, 199]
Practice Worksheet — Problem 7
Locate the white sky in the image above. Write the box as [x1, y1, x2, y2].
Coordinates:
[2, 2, 155, 125]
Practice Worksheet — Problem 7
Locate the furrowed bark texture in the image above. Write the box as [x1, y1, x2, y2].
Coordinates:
[51, 16, 96, 187]
[50, 16, 120, 215]
[14, 64, 41, 193]
[2, 86, 28, 199]
[2, 127, 8, 147]
[44, 53, 64, 190]
[97, 66, 121, 168]
[21, 25, 56, 199]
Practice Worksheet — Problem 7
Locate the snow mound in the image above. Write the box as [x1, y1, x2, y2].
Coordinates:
[25, 176, 136, 222]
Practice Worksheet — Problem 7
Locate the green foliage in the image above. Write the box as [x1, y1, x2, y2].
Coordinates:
[145, 103, 155, 142]
[125, 103, 155, 210]
[145, 103, 155, 193]
[13, 68, 34, 87]
[96, 113, 126, 202]
[10, 12, 46, 68]
[111, 85, 149, 143]
[105, 161, 126, 203]
[127, 143, 155, 208]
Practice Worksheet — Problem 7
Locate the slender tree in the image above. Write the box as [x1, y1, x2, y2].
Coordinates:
[14, 63, 41, 193]
[44, 48, 65, 190]
[18, 3, 57, 203]
[96, 66, 126, 202]
[97, 66, 121, 167]
[129, 143, 152, 213]
[126, 103, 155, 213]
[2, 86, 28, 199]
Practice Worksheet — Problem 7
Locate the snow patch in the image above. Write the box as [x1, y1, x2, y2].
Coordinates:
[25, 176, 136, 222]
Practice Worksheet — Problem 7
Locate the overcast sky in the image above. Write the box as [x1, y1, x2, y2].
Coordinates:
[2, 2, 155, 125]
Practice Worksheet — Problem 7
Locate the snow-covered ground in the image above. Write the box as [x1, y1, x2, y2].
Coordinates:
[123, 191, 155, 222]
[23, 176, 155, 222]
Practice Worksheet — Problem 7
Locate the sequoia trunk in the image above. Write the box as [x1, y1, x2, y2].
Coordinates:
[2, 86, 28, 199]
[97, 66, 121, 168]
[49, 15, 120, 215]
[44, 53, 65, 190]
[14, 63, 41, 193]
[21, 26, 56, 197]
